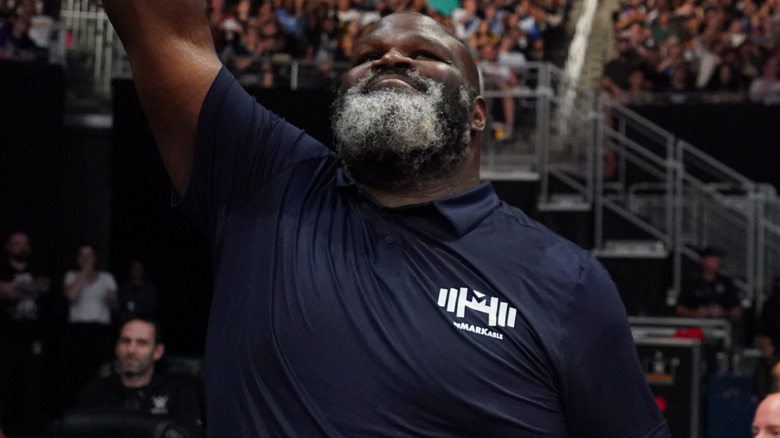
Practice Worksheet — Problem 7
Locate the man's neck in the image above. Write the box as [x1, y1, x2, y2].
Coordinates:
[121, 371, 154, 388]
[363, 173, 481, 208]
[361, 152, 482, 208]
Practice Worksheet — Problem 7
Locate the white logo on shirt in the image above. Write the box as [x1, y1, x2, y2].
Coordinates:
[437, 287, 517, 328]
[151, 395, 169, 414]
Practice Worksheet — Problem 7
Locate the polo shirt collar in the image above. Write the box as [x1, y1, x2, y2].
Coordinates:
[336, 169, 500, 236]
[432, 182, 500, 236]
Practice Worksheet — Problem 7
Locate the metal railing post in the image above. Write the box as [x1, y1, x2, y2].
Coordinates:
[746, 184, 758, 309]
[593, 97, 606, 250]
[672, 140, 684, 304]
[536, 64, 552, 201]
[755, 187, 767, 314]
[290, 61, 299, 90]
[664, 136, 675, 249]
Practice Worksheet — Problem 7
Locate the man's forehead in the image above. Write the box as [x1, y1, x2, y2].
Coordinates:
[364, 13, 457, 47]
[9, 233, 29, 244]
[359, 12, 480, 89]
[122, 321, 155, 338]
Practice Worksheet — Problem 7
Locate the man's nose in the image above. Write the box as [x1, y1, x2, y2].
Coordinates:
[373, 49, 413, 70]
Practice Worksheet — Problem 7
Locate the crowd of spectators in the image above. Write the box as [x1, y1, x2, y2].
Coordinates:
[0, 232, 164, 437]
[0, 0, 57, 63]
[602, 0, 780, 104]
[207, 0, 568, 89]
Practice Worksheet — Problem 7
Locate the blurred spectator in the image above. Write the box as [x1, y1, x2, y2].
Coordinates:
[497, 34, 528, 69]
[753, 277, 780, 398]
[0, 13, 42, 61]
[675, 247, 743, 320]
[74, 318, 205, 438]
[650, 11, 671, 44]
[737, 40, 761, 84]
[655, 37, 687, 83]
[214, 0, 564, 85]
[705, 58, 748, 92]
[21, 0, 55, 56]
[754, 332, 780, 400]
[428, 0, 458, 16]
[479, 41, 520, 141]
[334, 19, 361, 63]
[116, 260, 158, 323]
[0, 232, 50, 437]
[0, 0, 10, 26]
[61, 244, 118, 410]
[336, 0, 363, 24]
[610, 0, 780, 100]
[665, 62, 695, 92]
[515, 0, 546, 60]
[638, 44, 669, 90]
[483, 4, 506, 38]
[259, 59, 276, 87]
[757, 278, 780, 360]
[452, 0, 480, 41]
[705, 48, 747, 93]
[601, 33, 640, 96]
[311, 14, 338, 65]
[468, 19, 498, 50]
[619, 69, 655, 103]
[749, 55, 780, 104]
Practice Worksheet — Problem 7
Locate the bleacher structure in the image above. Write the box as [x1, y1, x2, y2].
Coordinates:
[59, 0, 780, 315]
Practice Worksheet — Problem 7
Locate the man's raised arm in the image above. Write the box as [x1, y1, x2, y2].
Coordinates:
[103, 0, 223, 194]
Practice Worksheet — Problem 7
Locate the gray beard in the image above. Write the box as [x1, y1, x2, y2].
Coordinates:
[331, 71, 473, 191]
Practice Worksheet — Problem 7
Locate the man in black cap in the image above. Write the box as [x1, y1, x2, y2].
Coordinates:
[675, 246, 743, 319]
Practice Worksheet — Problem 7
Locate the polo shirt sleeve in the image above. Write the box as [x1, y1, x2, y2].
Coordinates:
[559, 254, 670, 438]
[177, 66, 333, 237]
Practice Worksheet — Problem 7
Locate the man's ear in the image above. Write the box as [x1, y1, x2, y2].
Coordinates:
[471, 96, 487, 132]
[153, 344, 165, 362]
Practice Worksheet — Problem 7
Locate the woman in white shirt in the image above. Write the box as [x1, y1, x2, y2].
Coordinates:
[61, 244, 118, 408]
[64, 245, 117, 323]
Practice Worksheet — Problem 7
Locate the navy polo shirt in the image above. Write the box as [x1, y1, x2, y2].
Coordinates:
[180, 67, 669, 438]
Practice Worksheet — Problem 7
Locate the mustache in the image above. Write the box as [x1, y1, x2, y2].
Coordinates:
[358, 67, 430, 93]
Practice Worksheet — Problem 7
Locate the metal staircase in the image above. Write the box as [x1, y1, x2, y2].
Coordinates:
[478, 61, 780, 314]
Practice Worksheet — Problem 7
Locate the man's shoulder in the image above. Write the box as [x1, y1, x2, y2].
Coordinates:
[491, 202, 588, 254]
[485, 202, 596, 280]
[97, 271, 117, 285]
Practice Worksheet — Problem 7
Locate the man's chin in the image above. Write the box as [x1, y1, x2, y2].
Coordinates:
[120, 362, 143, 374]
[365, 80, 421, 94]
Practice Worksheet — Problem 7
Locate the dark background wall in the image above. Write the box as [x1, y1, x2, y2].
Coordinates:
[631, 104, 780, 190]
[0, 60, 64, 279]
[109, 79, 339, 354]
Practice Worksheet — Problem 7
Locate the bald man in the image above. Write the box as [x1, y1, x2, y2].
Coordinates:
[101, 1, 669, 436]
[753, 393, 780, 437]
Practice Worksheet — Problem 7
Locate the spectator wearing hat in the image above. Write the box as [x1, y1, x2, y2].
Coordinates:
[749, 55, 780, 104]
[675, 247, 743, 320]
[601, 32, 641, 95]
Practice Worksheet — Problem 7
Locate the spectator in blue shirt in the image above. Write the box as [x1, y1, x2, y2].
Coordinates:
[100, 3, 669, 436]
